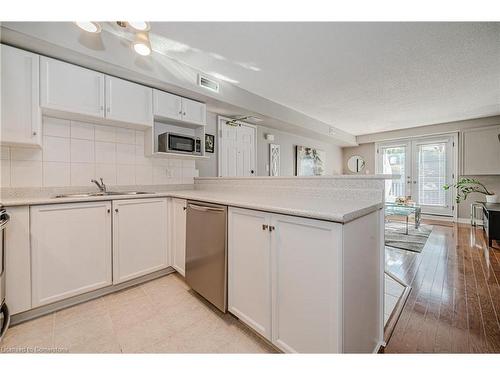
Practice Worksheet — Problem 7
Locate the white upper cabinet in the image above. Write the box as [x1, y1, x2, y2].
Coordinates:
[181, 97, 206, 126]
[112, 198, 168, 284]
[462, 126, 500, 175]
[153, 89, 206, 126]
[153, 89, 182, 121]
[40, 56, 105, 118]
[30, 201, 112, 307]
[105, 76, 153, 127]
[1, 44, 41, 147]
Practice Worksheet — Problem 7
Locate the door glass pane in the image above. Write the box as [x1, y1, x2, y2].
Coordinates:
[381, 146, 406, 202]
[417, 143, 447, 207]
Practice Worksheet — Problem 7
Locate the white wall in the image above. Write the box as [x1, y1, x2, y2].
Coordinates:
[0, 116, 198, 188]
[341, 116, 500, 220]
[196, 112, 343, 177]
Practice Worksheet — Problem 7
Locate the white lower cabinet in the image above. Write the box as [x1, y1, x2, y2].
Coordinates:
[228, 208, 272, 340]
[30, 202, 112, 307]
[170, 198, 187, 276]
[5, 206, 32, 314]
[271, 214, 342, 353]
[112, 198, 168, 284]
[229, 207, 372, 353]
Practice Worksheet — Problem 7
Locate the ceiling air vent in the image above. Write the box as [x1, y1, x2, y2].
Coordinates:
[198, 74, 220, 93]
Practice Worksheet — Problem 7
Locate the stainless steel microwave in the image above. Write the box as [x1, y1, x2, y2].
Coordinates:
[158, 132, 201, 155]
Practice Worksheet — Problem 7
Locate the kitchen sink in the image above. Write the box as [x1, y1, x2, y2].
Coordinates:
[53, 191, 152, 198]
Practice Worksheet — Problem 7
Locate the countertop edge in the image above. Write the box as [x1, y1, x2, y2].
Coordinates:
[1, 191, 383, 224]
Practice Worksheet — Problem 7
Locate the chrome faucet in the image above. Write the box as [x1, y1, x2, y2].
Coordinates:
[91, 178, 107, 193]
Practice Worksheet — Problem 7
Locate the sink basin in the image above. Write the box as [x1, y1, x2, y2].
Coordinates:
[54, 191, 151, 198]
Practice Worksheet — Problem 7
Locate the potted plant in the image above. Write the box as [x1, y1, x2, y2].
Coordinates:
[443, 177, 498, 203]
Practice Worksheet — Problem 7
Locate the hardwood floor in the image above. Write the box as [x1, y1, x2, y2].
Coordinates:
[385, 221, 500, 353]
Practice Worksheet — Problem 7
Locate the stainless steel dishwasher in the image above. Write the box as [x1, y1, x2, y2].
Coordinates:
[185, 201, 227, 312]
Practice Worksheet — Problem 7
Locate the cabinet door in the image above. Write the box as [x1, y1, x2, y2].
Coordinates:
[40, 56, 105, 118]
[112, 198, 168, 284]
[462, 126, 500, 175]
[271, 214, 342, 353]
[105, 76, 153, 127]
[181, 97, 206, 125]
[1, 45, 41, 147]
[153, 89, 182, 121]
[170, 198, 187, 276]
[228, 208, 272, 340]
[5, 206, 32, 314]
[30, 202, 112, 307]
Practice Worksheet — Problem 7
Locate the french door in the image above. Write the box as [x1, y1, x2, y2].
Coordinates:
[376, 135, 456, 216]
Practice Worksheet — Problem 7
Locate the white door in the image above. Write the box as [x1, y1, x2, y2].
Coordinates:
[40, 56, 105, 118]
[170, 198, 187, 276]
[105, 76, 153, 127]
[376, 141, 411, 203]
[412, 136, 455, 215]
[228, 208, 272, 340]
[30, 202, 112, 307]
[377, 135, 456, 216]
[181, 97, 206, 125]
[270, 214, 341, 353]
[112, 198, 168, 284]
[218, 116, 257, 177]
[153, 89, 182, 121]
[1, 44, 41, 147]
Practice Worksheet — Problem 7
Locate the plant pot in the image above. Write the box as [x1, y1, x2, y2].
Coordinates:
[485, 194, 499, 203]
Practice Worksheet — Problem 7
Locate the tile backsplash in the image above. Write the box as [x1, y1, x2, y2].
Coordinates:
[0, 117, 198, 188]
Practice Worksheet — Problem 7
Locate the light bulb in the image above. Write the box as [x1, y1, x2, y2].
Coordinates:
[133, 32, 152, 56]
[128, 21, 150, 32]
[75, 22, 101, 33]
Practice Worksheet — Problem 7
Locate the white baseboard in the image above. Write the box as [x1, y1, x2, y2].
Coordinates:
[456, 217, 483, 226]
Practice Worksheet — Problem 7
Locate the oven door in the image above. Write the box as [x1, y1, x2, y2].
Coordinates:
[168, 133, 196, 153]
[0, 210, 10, 341]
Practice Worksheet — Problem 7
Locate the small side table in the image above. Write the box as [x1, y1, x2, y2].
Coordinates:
[471, 202, 483, 227]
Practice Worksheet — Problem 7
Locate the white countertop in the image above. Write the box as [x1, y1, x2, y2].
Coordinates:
[1, 189, 382, 223]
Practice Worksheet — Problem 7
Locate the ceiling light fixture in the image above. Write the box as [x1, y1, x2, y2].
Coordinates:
[127, 21, 151, 32]
[75, 22, 102, 33]
[132, 32, 152, 56]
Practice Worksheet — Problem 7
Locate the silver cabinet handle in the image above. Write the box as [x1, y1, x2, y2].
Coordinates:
[188, 203, 225, 213]
[269, 226, 275, 232]
[115, 208, 119, 213]
[262, 224, 268, 231]
[32, 131, 37, 136]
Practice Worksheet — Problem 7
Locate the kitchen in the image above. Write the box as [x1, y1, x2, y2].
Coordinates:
[0, 24, 387, 354]
[1, 6, 499, 374]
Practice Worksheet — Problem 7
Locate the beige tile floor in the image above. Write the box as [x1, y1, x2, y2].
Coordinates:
[0, 273, 277, 353]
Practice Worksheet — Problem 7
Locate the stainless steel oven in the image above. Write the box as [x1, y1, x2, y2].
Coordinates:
[158, 132, 201, 155]
[0, 207, 10, 342]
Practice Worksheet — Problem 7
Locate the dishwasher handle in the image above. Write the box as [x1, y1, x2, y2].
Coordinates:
[188, 203, 225, 213]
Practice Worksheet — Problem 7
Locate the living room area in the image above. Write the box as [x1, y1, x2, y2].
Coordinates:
[343, 115, 500, 352]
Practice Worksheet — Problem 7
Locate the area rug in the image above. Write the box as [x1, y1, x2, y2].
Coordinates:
[385, 222, 432, 253]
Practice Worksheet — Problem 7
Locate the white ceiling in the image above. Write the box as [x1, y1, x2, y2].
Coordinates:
[149, 22, 500, 136]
